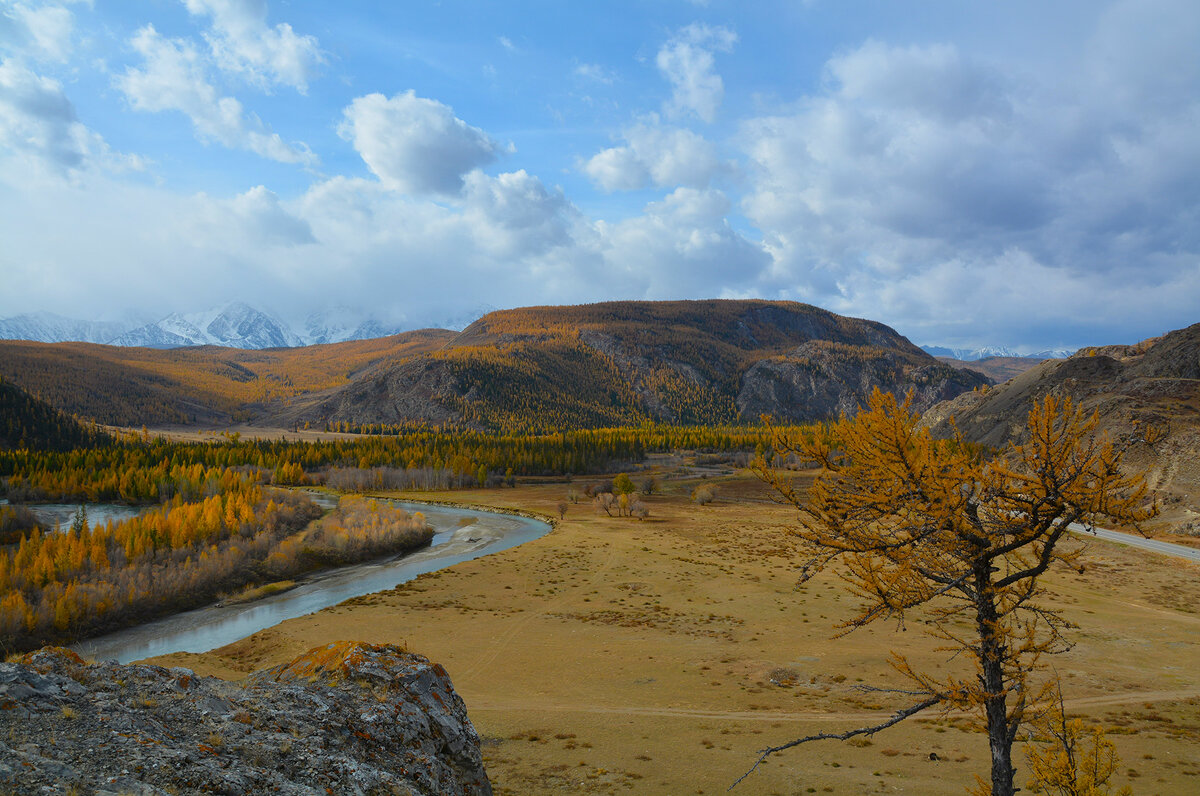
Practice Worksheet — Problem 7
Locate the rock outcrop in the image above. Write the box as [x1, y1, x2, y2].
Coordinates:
[920, 323, 1200, 530]
[0, 642, 492, 795]
[737, 340, 988, 423]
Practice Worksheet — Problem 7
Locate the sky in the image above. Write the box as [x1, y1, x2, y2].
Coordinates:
[0, 0, 1197, 351]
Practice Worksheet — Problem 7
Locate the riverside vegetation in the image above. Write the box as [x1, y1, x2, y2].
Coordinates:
[3, 318, 1198, 792]
[0, 477, 432, 651]
[0, 385, 818, 653]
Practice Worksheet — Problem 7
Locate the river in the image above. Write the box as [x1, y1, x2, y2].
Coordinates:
[72, 498, 551, 664]
[0, 499, 145, 530]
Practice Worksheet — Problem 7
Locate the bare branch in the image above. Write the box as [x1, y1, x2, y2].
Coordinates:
[728, 696, 941, 790]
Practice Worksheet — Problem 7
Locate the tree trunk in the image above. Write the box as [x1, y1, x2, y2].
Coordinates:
[975, 567, 1016, 796]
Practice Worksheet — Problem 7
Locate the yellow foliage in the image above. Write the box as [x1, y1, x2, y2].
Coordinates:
[753, 390, 1155, 796]
[1023, 691, 1132, 796]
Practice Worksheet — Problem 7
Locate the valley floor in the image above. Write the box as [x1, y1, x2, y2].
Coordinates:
[150, 471, 1200, 795]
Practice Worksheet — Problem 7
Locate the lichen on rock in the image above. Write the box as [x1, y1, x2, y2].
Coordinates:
[0, 642, 492, 795]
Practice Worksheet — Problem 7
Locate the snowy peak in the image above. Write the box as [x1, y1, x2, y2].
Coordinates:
[1027, 348, 1076, 359]
[303, 307, 404, 345]
[0, 311, 142, 344]
[920, 344, 1073, 361]
[112, 303, 303, 349]
[24, 303, 418, 349]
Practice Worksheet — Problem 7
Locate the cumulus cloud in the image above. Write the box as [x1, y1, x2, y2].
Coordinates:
[463, 170, 576, 257]
[226, 185, 316, 245]
[184, 0, 323, 92]
[601, 187, 770, 296]
[0, 58, 140, 174]
[656, 23, 736, 123]
[739, 20, 1200, 348]
[116, 25, 314, 164]
[338, 91, 504, 195]
[583, 121, 723, 191]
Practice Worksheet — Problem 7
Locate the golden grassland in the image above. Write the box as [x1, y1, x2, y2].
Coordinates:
[150, 469, 1200, 795]
[0, 331, 454, 425]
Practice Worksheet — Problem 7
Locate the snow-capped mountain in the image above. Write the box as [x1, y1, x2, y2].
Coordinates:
[920, 345, 1074, 361]
[433, 303, 496, 332]
[111, 303, 304, 349]
[0, 311, 144, 344]
[303, 307, 404, 345]
[0, 303, 423, 349]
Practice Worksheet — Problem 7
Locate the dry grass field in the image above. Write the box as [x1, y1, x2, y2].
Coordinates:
[152, 469, 1200, 795]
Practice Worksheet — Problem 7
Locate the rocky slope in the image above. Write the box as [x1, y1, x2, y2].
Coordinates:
[276, 300, 990, 432]
[922, 323, 1200, 530]
[738, 339, 987, 424]
[0, 300, 989, 431]
[0, 642, 492, 795]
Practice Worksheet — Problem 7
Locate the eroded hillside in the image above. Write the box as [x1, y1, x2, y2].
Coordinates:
[272, 300, 989, 432]
[922, 323, 1200, 530]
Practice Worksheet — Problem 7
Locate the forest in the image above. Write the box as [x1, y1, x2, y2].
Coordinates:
[0, 479, 432, 652]
[0, 386, 816, 652]
[0, 422, 809, 505]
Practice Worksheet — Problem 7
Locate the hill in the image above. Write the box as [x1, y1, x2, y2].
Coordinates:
[0, 300, 988, 432]
[270, 300, 990, 432]
[0, 377, 108, 451]
[922, 323, 1200, 530]
[0, 330, 456, 427]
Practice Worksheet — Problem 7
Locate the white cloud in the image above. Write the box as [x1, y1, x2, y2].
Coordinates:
[463, 170, 576, 257]
[583, 121, 723, 191]
[573, 62, 613, 85]
[0, 2, 74, 62]
[226, 185, 315, 245]
[497, 35, 516, 52]
[656, 23, 736, 123]
[739, 27, 1200, 348]
[826, 40, 1008, 122]
[338, 90, 504, 195]
[600, 187, 770, 296]
[183, 0, 323, 92]
[117, 25, 314, 164]
[0, 58, 139, 174]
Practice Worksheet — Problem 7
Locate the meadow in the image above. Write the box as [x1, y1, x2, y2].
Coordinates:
[147, 463, 1200, 795]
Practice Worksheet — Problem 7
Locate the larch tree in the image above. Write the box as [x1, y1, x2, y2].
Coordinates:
[742, 390, 1155, 796]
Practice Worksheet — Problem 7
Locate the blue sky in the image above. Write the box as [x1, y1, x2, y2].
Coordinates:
[1, 0, 1197, 351]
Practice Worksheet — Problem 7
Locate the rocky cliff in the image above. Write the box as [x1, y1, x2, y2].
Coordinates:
[921, 323, 1200, 530]
[276, 300, 990, 432]
[0, 642, 492, 795]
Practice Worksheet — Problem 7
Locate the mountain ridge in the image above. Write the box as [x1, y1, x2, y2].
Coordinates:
[921, 323, 1200, 529]
[0, 300, 988, 431]
[268, 300, 990, 433]
[0, 303, 487, 349]
[920, 344, 1075, 361]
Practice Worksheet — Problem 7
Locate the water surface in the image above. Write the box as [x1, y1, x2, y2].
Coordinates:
[73, 500, 550, 664]
[0, 499, 146, 530]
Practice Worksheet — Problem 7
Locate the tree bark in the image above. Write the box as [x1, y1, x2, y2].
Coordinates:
[975, 565, 1016, 796]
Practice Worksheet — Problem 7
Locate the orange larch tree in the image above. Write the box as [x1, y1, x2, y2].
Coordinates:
[743, 390, 1155, 796]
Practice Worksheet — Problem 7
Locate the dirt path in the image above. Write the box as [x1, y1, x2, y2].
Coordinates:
[468, 687, 1200, 723]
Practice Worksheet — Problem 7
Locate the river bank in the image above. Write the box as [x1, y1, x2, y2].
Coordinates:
[73, 499, 551, 663]
[148, 476, 1200, 796]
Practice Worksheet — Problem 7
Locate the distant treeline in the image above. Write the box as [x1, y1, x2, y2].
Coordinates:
[0, 424, 817, 504]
